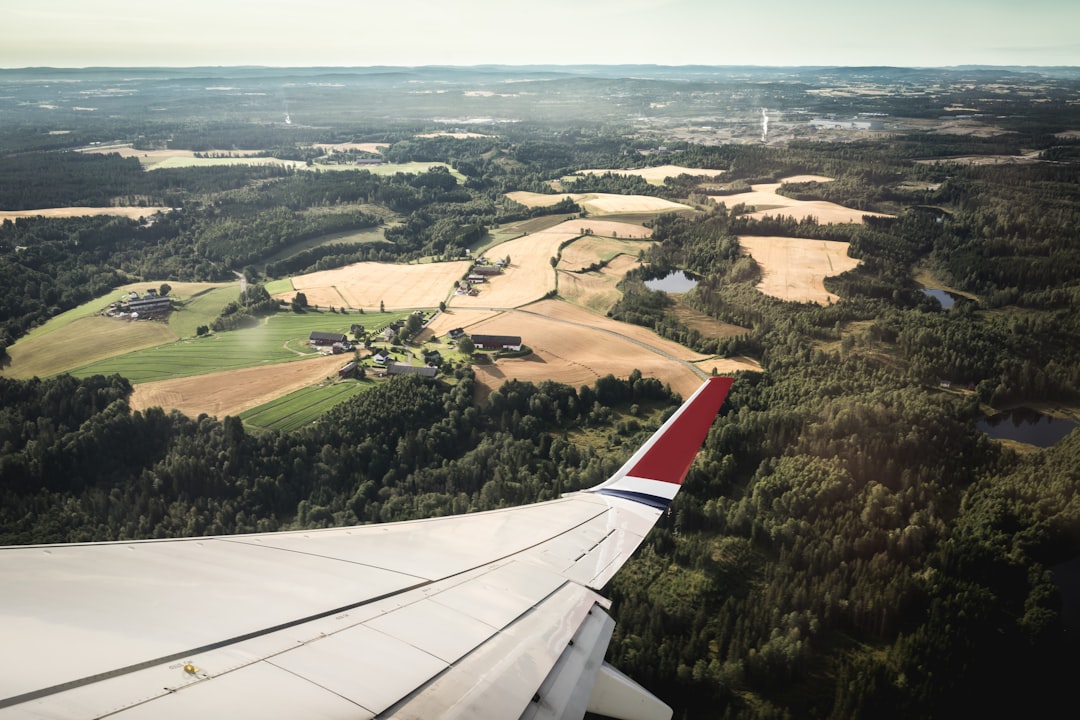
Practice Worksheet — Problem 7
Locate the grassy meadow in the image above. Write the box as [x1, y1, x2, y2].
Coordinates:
[239, 379, 373, 431]
[69, 309, 410, 383]
[4, 281, 234, 379]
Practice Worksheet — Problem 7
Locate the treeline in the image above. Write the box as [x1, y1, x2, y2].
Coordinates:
[0, 371, 678, 544]
[0, 152, 294, 210]
[595, 137, 1080, 718]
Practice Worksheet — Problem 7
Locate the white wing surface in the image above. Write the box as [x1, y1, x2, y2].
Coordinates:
[0, 377, 733, 720]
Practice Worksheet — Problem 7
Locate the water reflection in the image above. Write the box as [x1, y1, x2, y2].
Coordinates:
[978, 408, 1077, 447]
[645, 271, 699, 293]
[922, 288, 956, 309]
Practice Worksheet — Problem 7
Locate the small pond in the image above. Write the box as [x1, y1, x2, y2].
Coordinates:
[978, 408, 1078, 447]
[922, 288, 957, 309]
[645, 271, 699, 293]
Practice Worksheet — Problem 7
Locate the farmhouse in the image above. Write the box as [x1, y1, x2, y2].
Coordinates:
[310, 331, 347, 346]
[423, 349, 443, 366]
[372, 349, 392, 365]
[386, 362, 438, 378]
[448, 328, 465, 340]
[466, 275, 487, 284]
[471, 334, 523, 351]
[118, 290, 172, 318]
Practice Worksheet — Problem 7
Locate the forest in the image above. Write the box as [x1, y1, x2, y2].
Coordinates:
[2, 65, 1080, 718]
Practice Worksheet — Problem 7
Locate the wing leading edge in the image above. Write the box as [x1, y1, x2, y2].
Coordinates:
[0, 377, 733, 720]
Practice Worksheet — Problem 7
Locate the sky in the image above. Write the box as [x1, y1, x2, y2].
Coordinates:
[3, 0, 1078, 69]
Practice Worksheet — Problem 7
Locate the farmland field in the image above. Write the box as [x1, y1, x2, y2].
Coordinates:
[239, 380, 372, 431]
[3, 281, 232, 379]
[570, 165, 726, 185]
[5, 316, 177, 380]
[557, 233, 652, 271]
[738, 235, 861, 304]
[506, 191, 692, 215]
[0, 207, 172, 221]
[70, 310, 408, 382]
[130, 353, 352, 419]
[283, 261, 470, 310]
[727, 176, 894, 224]
[466, 306, 708, 399]
[557, 255, 642, 314]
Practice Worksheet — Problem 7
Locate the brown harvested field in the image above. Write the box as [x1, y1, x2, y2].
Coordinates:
[5, 316, 177, 380]
[671, 303, 748, 339]
[0, 207, 172, 221]
[558, 254, 643, 314]
[573, 165, 725, 185]
[506, 191, 692, 215]
[732, 177, 893, 224]
[450, 227, 572, 309]
[451, 220, 654, 310]
[738, 236, 860, 305]
[932, 120, 1015, 137]
[465, 306, 709, 399]
[425, 309, 502, 337]
[557, 233, 653, 270]
[130, 354, 347, 419]
[415, 132, 492, 139]
[79, 144, 264, 168]
[557, 271, 623, 314]
[281, 261, 471, 310]
[525, 300, 710, 363]
[914, 152, 1043, 166]
[694, 356, 763, 375]
[779, 175, 836, 184]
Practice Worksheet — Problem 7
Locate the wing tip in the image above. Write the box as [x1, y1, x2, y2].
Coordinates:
[586, 376, 733, 508]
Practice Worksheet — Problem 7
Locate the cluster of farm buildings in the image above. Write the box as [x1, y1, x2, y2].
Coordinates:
[106, 289, 173, 320]
[311, 324, 524, 383]
[457, 256, 507, 295]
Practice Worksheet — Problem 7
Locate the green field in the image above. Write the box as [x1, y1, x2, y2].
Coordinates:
[239, 379, 373, 431]
[4, 281, 235, 379]
[69, 309, 409, 382]
[263, 278, 295, 295]
[168, 286, 240, 339]
[259, 225, 391, 268]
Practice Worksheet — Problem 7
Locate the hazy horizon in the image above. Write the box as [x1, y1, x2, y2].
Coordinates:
[4, 1, 1078, 70]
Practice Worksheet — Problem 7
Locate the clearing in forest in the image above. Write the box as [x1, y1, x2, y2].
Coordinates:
[571, 165, 725, 185]
[506, 191, 692, 215]
[730, 176, 893, 224]
[738, 235, 860, 305]
[0, 207, 172, 221]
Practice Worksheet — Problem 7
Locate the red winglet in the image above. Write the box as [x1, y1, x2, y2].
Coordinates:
[588, 376, 733, 506]
[626, 376, 732, 484]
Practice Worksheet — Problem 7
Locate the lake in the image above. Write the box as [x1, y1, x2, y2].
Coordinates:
[645, 270, 699, 293]
[922, 288, 957, 309]
[978, 408, 1078, 447]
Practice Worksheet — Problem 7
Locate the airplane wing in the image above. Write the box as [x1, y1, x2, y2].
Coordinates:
[0, 376, 733, 720]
